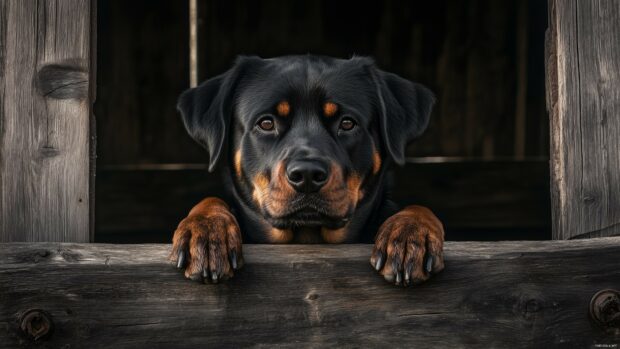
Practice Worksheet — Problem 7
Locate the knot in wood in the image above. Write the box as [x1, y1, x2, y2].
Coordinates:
[590, 289, 620, 331]
[524, 299, 541, 314]
[36, 63, 88, 100]
[19, 309, 53, 341]
[306, 292, 319, 301]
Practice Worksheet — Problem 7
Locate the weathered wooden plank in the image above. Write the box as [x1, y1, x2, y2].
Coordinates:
[95, 160, 551, 242]
[1, 239, 619, 348]
[0, 0, 94, 242]
[548, 0, 620, 239]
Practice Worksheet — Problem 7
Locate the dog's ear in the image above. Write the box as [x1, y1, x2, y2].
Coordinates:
[177, 56, 259, 172]
[371, 68, 435, 166]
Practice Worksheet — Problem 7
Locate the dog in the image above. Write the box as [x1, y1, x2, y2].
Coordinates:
[170, 55, 445, 286]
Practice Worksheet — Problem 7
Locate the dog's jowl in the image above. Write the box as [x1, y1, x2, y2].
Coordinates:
[170, 55, 445, 286]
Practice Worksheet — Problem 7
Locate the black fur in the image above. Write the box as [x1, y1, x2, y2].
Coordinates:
[178, 55, 434, 243]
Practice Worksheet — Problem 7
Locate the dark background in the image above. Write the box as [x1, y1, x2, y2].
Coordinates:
[95, 0, 550, 243]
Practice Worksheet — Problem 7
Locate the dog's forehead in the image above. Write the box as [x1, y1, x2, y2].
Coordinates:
[235, 57, 375, 118]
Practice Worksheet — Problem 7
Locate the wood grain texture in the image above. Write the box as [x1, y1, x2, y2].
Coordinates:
[0, 239, 619, 348]
[548, 0, 620, 239]
[0, 0, 94, 242]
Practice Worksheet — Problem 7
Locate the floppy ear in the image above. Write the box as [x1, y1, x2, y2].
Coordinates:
[177, 56, 258, 172]
[371, 68, 436, 166]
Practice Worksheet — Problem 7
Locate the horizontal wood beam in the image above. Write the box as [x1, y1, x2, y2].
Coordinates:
[1, 239, 619, 347]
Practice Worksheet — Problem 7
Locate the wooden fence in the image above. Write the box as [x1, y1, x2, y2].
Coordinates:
[1, 239, 619, 347]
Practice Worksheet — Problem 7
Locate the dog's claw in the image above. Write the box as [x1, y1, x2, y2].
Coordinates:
[211, 272, 219, 283]
[230, 250, 238, 270]
[176, 250, 186, 269]
[374, 253, 383, 271]
[425, 255, 433, 274]
[395, 272, 402, 285]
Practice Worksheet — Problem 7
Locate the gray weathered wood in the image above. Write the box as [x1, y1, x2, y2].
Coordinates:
[547, 0, 620, 239]
[1, 239, 619, 348]
[0, 0, 94, 242]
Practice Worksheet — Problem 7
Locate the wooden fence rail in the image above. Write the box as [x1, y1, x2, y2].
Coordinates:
[1, 238, 619, 348]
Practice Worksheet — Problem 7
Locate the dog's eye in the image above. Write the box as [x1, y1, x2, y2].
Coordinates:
[257, 117, 275, 131]
[339, 117, 356, 131]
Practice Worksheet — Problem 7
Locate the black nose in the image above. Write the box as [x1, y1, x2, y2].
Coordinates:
[286, 160, 329, 193]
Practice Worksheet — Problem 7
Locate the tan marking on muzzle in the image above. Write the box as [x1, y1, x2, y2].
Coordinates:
[264, 161, 297, 217]
[347, 173, 364, 204]
[372, 150, 382, 175]
[252, 173, 270, 207]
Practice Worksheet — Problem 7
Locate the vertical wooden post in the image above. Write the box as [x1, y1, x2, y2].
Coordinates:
[0, 0, 95, 242]
[547, 0, 620, 239]
[189, 0, 198, 88]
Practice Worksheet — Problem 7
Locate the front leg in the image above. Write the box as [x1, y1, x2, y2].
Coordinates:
[170, 197, 243, 283]
[370, 205, 445, 286]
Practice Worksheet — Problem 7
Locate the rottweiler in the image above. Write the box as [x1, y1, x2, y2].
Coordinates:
[170, 55, 445, 286]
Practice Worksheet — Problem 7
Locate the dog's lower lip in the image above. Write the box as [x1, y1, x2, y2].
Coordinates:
[295, 207, 319, 214]
[265, 207, 349, 229]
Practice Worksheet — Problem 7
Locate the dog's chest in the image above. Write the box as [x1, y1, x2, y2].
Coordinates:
[293, 227, 324, 243]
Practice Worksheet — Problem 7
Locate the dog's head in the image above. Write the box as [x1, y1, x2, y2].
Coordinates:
[178, 55, 434, 232]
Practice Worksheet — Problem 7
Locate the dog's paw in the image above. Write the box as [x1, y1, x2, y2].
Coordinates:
[370, 205, 445, 286]
[170, 199, 243, 283]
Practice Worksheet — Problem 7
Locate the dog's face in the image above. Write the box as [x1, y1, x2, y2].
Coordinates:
[178, 55, 434, 234]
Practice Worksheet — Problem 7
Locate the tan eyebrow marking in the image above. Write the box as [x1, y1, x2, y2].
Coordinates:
[276, 101, 290, 117]
[323, 102, 338, 117]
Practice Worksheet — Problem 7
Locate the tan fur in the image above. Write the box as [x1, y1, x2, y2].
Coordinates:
[170, 197, 243, 281]
[276, 101, 290, 117]
[188, 197, 230, 217]
[323, 102, 338, 117]
[234, 150, 243, 179]
[321, 226, 348, 243]
[269, 228, 293, 243]
[319, 164, 350, 217]
[265, 161, 297, 216]
[252, 173, 270, 207]
[347, 173, 363, 204]
[252, 158, 370, 220]
[371, 205, 445, 285]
